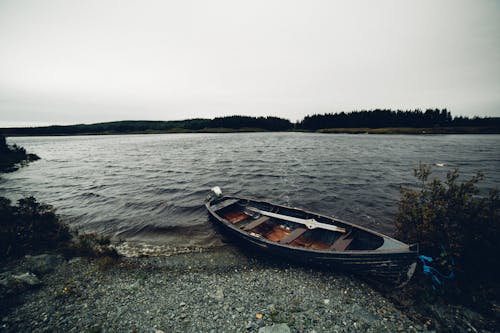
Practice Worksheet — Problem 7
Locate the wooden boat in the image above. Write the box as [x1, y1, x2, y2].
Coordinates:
[205, 187, 418, 285]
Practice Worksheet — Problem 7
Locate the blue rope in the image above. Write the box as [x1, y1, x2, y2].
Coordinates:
[419, 255, 455, 289]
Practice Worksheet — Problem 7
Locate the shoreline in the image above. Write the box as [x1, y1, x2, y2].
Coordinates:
[2, 126, 500, 137]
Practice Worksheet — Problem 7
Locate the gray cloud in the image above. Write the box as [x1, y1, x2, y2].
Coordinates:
[0, 0, 499, 126]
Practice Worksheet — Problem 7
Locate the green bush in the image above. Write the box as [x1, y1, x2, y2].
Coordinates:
[62, 232, 119, 259]
[0, 196, 119, 262]
[0, 196, 72, 259]
[396, 164, 499, 300]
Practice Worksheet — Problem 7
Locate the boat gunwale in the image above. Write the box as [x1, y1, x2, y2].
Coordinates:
[206, 195, 417, 256]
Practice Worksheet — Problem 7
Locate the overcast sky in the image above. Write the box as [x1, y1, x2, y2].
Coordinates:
[0, 0, 499, 127]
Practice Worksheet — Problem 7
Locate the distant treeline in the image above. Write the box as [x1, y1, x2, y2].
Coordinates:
[298, 109, 500, 130]
[1, 110, 499, 135]
[0, 116, 293, 136]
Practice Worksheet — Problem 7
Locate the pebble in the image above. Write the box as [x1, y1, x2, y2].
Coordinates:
[23, 254, 63, 274]
[259, 323, 291, 333]
[210, 286, 224, 301]
[0, 247, 428, 333]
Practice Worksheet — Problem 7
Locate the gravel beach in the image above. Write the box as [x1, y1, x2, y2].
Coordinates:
[0, 245, 431, 333]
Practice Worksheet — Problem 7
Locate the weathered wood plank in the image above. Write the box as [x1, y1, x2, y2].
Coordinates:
[243, 216, 270, 231]
[278, 228, 307, 244]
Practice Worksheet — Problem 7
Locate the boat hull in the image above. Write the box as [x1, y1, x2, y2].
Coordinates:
[206, 195, 418, 285]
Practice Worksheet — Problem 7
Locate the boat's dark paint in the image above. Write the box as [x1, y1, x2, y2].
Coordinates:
[206, 193, 418, 285]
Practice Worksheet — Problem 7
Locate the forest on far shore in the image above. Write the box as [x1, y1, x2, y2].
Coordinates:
[298, 109, 499, 130]
[1, 109, 499, 136]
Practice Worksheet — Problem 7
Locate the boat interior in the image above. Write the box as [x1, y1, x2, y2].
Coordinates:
[210, 197, 388, 252]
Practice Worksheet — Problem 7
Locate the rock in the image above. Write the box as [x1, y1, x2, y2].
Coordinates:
[323, 299, 330, 305]
[427, 303, 484, 333]
[209, 286, 224, 301]
[0, 272, 41, 297]
[460, 306, 484, 325]
[350, 304, 379, 324]
[24, 254, 64, 274]
[68, 257, 84, 265]
[12, 273, 41, 286]
[258, 323, 291, 333]
[123, 281, 140, 290]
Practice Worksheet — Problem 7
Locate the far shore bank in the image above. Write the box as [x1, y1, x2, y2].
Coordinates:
[2, 110, 498, 136]
[318, 126, 500, 135]
[2, 126, 500, 137]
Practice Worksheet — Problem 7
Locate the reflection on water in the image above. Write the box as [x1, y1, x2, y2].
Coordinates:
[1, 133, 499, 248]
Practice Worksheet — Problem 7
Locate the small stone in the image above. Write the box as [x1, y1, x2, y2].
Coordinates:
[209, 287, 224, 301]
[24, 254, 63, 274]
[68, 257, 84, 264]
[323, 299, 330, 305]
[258, 323, 291, 333]
[12, 272, 41, 287]
[180, 302, 186, 306]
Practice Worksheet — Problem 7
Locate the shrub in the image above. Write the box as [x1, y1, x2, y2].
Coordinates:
[395, 164, 499, 301]
[0, 135, 40, 172]
[62, 232, 119, 259]
[0, 196, 72, 260]
[0, 196, 119, 262]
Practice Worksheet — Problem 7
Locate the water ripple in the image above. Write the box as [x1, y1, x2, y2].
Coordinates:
[1, 133, 499, 245]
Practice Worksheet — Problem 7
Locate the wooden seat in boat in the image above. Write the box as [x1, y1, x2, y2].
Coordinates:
[278, 227, 307, 244]
[243, 216, 270, 231]
[289, 235, 330, 250]
[265, 225, 291, 242]
[330, 231, 353, 251]
[223, 211, 251, 224]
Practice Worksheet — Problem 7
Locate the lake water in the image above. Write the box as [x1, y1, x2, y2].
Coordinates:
[1, 133, 499, 250]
